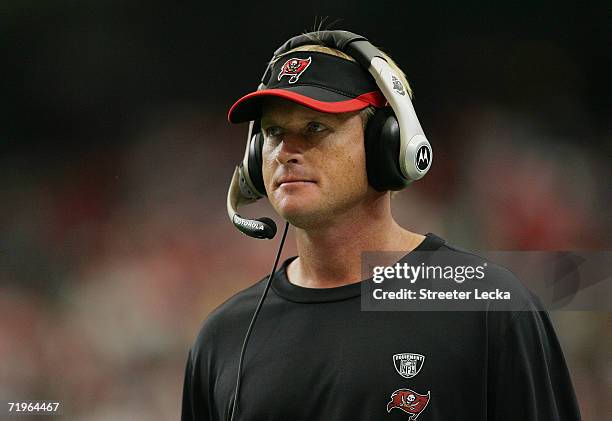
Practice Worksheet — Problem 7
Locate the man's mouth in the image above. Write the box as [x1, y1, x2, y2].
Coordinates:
[275, 177, 316, 188]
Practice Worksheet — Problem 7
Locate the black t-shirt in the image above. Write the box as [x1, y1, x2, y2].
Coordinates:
[182, 233, 581, 421]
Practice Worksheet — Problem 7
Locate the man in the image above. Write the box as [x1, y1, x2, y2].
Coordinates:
[182, 31, 581, 420]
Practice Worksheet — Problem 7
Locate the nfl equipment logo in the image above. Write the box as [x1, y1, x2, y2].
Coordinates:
[393, 353, 425, 379]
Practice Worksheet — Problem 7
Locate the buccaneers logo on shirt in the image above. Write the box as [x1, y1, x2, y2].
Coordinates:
[277, 57, 312, 84]
[387, 389, 430, 419]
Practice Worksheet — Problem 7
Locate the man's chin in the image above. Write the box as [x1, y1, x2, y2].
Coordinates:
[272, 189, 317, 211]
[274, 202, 323, 229]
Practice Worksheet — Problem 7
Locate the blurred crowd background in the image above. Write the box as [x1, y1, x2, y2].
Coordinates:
[1, 1, 610, 420]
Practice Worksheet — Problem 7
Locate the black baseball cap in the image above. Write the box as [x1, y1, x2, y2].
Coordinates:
[227, 51, 387, 124]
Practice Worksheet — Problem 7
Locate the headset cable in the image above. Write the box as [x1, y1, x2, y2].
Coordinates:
[229, 220, 290, 421]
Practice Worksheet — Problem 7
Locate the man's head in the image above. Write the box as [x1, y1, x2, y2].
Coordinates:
[228, 39, 414, 229]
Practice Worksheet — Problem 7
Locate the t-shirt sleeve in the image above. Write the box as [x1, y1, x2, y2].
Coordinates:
[488, 306, 581, 421]
[181, 347, 212, 421]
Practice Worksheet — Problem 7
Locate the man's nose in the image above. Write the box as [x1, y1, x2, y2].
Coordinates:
[276, 133, 307, 165]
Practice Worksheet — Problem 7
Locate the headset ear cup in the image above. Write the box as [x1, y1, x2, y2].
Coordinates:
[247, 132, 267, 196]
[364, 107, 411, 191]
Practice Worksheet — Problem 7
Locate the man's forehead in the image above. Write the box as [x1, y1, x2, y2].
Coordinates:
[261, 97, 358, 124]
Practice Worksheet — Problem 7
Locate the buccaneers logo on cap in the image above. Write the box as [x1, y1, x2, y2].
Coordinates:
[387, 389, 430, 420]
[277, 57, 312, 84]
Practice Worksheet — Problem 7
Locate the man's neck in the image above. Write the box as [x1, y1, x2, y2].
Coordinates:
[286, 195, 425, 289]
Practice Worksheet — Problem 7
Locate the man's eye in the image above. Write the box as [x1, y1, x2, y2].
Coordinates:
[307, 122, 326, 133]
[265, 126, 282, 138]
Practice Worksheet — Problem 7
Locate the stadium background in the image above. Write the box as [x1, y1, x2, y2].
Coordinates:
[1, 1, 610, 419]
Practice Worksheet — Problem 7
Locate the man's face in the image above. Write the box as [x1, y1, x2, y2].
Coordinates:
[260, 97, 372, 229]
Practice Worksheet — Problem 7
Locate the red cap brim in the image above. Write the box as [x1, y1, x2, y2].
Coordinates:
[227, 88, 386, 123]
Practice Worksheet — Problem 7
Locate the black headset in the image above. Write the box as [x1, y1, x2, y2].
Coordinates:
[227, 30, 432, 239]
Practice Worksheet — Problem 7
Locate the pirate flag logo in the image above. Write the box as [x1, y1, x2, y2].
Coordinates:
[387, 389, 431, 419]
[277, 57, 312, 84]
[393, 353, 425, 379]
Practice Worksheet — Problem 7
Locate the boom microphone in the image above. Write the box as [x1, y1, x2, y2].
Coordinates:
[233, 215, 277, 239]
[227, 166, 277, 239]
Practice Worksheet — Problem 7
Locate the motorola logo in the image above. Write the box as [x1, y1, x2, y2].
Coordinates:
[237, 218, 265, 230]
[415, 145, 431, 172]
